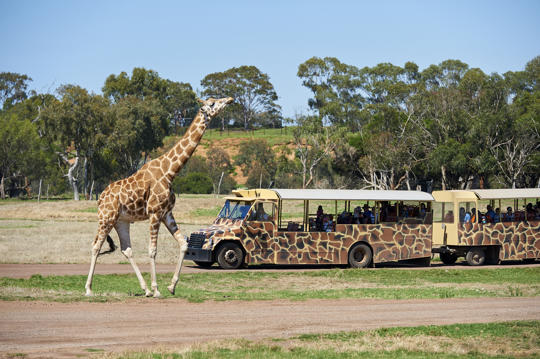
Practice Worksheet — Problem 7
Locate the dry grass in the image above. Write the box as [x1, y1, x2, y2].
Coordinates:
[0, 196, 224, 264]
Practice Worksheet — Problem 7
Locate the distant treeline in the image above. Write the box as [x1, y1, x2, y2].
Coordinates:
[0, 56, 538, 199]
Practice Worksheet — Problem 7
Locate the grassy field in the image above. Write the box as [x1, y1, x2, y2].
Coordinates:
[0, 197, 223, 264]
[1, 267, 538, 302]
[91, 321, 539, 358]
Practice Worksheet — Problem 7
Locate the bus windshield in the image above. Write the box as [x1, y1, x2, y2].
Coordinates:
[217, 200, 253, 220]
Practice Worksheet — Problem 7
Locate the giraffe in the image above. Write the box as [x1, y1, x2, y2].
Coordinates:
[85, 97, 234, 297]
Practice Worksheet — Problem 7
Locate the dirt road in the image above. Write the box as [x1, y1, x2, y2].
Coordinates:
[1, 262, 539, 278]
[1, 297, 539, 358]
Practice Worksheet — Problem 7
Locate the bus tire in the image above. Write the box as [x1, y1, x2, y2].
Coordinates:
[440, 252, 458, 265]
[194, 261, 214, 268]
[466, 247, 486, 266]
[217, 242, 244, 269]
[348, 243, 372, 268]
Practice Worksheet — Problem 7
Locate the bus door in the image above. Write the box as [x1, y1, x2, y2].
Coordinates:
[244, 201, 276, 264]
[432, 201, 458, 246]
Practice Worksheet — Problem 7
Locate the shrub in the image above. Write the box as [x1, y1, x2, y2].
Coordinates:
[172, 172, 213, 194]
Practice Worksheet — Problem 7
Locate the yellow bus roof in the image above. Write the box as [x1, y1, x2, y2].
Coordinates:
[432, 188, 540, 201]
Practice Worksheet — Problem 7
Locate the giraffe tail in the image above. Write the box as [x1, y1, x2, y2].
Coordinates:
[98, 235, 116, 256]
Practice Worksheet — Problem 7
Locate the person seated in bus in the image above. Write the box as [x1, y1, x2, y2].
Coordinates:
[419, 203, 427, 218]
[493, 208, 501, 223]
[363, 205, 374, 224]
[464, 210, 472, 223]
[444, 210, 454, 223]
[352, 206, 364, 224]
[459, 207, 466, 222]
[401, 205, 410, 218]
[485, 205, 496, 223]
[316, 205, 324, 231]
[526, 203, 536, 221]
[503, 207, 514, 222]
[322, 214, 333, 232]
[250, 202, 269, 221]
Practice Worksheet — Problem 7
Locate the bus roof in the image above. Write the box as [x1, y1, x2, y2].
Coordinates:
[227, 189, 434, 202]
[432, 188, 540, 201]
[272, 189, 434, 202]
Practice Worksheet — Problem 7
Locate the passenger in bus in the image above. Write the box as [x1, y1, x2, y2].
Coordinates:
[338, 210, 352, 224]
[459, 207, 466, 222]
[419, 203, 427, 218]
[526, 203, 536, 221]
[493, 208, 501, 223]
[503, 207, 514, 222]
[315, 206, 323, 228]
[251, 203, 269, 221]
[486, 205, 496, 223]
[464, 210, 472, 223]
[471, 208, 477, 223]
[323, 214, 333, 232]
[444, 210, 454, 223]
[353, 206, 364, 224]
[363, 205, 374, 224]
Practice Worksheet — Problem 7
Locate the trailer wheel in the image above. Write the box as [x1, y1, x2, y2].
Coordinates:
[466, 247, 486, 266]
[348, 243, 372, 268]
[217, 242, 244, 269]
[194, 261, 214, 268]
[440, 252, 458, 265]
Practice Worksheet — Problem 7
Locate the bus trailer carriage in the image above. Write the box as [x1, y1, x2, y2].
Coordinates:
[184, 188, 540, 269]
[432, 188, 540, 266]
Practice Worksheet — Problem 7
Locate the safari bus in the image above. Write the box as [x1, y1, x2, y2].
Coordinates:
[185, 188, 435, 269]
[431, 188, 540, 266]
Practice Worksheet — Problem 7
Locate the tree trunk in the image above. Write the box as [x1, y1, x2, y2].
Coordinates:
[68, 157, 80, 201]
[441, 165, 447, 190]
[89, 180, 95, 201]
[38, 179, 42, 203]
[216, 171, 224, 197]
[0, 175, 5, 199]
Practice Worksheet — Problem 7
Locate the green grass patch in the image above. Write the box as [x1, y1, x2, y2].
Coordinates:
[202, 128, 294, 147]
[189, 206, 222, 218]
[100, 321, 540, 358]
[1, 267, 539, 302]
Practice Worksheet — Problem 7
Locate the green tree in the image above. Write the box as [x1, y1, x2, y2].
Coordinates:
[297, 57, 365, 130]
[201, 65, 281, 130]
[107, 96, 168, 176]
[206, 146, 236, 194]
[103, 67, 198, 133]
[235, 139, 277, 188]
[41, 85, 111, 200]
[172, 172, 213, 194]
[0, 72, 34, 110]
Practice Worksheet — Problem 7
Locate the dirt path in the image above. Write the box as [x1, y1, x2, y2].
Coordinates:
[0, 297, 539, 358]
[0, 262, 539, 278]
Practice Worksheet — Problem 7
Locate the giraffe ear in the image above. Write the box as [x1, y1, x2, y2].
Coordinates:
[197, 98, 205, 105]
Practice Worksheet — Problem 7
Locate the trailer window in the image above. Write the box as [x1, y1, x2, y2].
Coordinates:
[433, 202, 454, 223]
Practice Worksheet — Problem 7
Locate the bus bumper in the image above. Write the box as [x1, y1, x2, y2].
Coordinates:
[185, 247, 213, 262]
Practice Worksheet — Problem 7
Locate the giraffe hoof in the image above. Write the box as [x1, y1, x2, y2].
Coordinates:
[167, 285, 175, 295]
[153, 291, 161, 298]
[85, 290, 93, 297]
[145, 290, 152, 297]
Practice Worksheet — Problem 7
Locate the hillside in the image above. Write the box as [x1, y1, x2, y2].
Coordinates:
[159, 127, 296, 185]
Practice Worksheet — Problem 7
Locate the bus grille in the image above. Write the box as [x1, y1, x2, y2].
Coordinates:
[188, 233, 206, 248]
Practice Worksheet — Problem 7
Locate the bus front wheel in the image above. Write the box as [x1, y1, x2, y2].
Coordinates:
[348, 243, 373, 268]
[217, 242, 244, 269]
[466, 248, 486, 266]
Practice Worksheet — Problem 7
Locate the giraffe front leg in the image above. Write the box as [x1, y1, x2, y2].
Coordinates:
[149, 214, 161, 298]
[162, 211, 187, 295]
[85, 225, 112, 296]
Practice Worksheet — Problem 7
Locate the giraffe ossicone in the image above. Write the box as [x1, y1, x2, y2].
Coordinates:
[85, 97, 234, 297]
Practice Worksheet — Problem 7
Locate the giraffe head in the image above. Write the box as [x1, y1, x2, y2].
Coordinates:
[197, 97, 234, 121]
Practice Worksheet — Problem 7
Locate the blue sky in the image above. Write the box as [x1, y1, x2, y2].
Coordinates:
[2, 0, 539, 117]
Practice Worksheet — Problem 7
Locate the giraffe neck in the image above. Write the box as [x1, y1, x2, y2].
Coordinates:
[163, 111, 208, 181]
